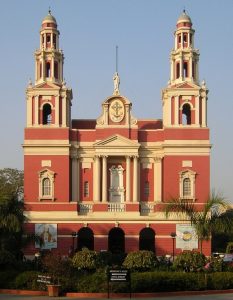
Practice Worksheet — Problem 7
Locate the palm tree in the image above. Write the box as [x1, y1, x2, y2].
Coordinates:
[165, 192, 233, 253]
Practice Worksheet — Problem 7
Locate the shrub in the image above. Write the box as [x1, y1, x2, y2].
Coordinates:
[0, 270, 19, 288]
[173, 251, 206, 272]
[206, 272, 233, 290]
[0, 250, 17, 270]
[41, 252, 73, 284]
[14, 271, 42, 290]
[131, 272, 206, 292]
[72, 248, 98, 270]
[96, 251, 113, 268]
[226, 242, 233, 253]
[123, 250, 158, 271]
[76, 272, 107, 292]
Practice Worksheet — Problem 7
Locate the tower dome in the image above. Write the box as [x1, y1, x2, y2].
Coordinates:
[177, 10, 192, 27]
[42, 9, 57, 28]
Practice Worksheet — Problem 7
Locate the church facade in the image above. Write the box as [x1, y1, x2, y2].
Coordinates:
[23, 11, 211, 257]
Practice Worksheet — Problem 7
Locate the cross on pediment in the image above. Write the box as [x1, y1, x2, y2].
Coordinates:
[112, 101, 122, 116]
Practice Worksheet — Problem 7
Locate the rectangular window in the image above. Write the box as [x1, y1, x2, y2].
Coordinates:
[84, 181, 89, 197]
[183, 178, 191, 197]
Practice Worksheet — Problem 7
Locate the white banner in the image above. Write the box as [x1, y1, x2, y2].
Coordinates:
[176, 224, 198, 250]
[35, 224, 57, 249]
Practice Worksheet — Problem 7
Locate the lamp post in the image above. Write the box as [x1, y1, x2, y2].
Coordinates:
[219, 254, 225, 272]
[34, 252, 41, 270]
[170, 232, 176, 262]
[71, 232, 78, 253]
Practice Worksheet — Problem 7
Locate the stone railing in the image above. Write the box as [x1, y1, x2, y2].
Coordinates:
[108, 203, 125, 212]
[140, 202, 154, 216]
[79, 203, 93, 215]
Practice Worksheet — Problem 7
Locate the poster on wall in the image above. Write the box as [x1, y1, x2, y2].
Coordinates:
[176, 224, 198, 250]
[35, 224, 57, 249]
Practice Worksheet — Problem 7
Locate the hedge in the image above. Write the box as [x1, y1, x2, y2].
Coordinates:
[2, 270, 233, 293]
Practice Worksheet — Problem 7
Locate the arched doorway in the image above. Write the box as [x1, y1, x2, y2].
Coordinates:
[139, 227, 155, 252]
[77, 227, 94, 251]
[42, 104, 52, 125]
[182, 104, 191, 125]
[108, 227, 125, 253]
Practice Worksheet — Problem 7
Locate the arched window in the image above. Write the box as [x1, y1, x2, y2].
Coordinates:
[38, 169, 55, 201]
[39, 63, 42, 78]
[42, 178, 51, 196]
[176, 63, 180, 79]
[108, 227, 125, 254]
[53, 34, 57, 49]
[46, 62, 51, 77]
[183, 178, 191, 197]
[182, 104, 191, 125]
[77, 227, 94, 251]
[139, 227, 155, 252]
[183, 62, 188, 77]
[179, 169, 196, 200]
[54, 61, 58, 79]
[43, 104, 52, 125]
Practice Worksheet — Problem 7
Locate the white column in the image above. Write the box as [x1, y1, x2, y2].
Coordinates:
[133, 156, 138, 202]
[174, 96, 179, 125]
[62, 95, 67, 127]
[154, 157, 162, 202]
[71, 156, 79, 202]
[55, 95, 59, 126]
[51, 55, 54, 78]
[94, 156, 100, 202]
[126, 156, 131, 202]
[35, 95, 39, 125]
[196, 61, 199, 83]
[42, 54, 45, 81]
[202, 97, 207, 127]
[27, 96, 32, 127]
[195, 96, 200, 125]
[170, 59, 174, 82]
[190, 55, 193, 80]
[180, 57, 183, 79]
[102, 156, 107, 202]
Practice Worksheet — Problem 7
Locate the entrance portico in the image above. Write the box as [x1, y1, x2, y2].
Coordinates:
[93, 134, 140, 203]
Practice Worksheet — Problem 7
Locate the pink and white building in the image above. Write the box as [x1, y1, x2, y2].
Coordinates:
[23, 10, 211, 257]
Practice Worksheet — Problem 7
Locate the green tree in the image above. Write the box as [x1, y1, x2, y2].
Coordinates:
[0, 168, 24, 200]
[165, 192, 233, 253]
[0, 168, 39, 261]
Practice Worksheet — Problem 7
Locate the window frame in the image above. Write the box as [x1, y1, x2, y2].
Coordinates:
[179, 169, 196, 201]
[38, 169, 55, 201]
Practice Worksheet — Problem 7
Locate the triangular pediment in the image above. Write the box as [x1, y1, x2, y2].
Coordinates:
[94, 134, 140, 148]
[175, 82, 199, 89]
[34, 82, 61, 89]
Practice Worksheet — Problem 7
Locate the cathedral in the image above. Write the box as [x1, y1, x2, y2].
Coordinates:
[23, 10, 211, 257]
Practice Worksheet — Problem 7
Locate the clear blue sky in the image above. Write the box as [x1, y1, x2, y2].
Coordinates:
[1, 0, 233, 201]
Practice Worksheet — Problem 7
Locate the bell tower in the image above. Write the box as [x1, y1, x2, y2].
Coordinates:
[162, 10, 208, 128]
[24, 11, 73, 205]
[26, 10, 72, 128]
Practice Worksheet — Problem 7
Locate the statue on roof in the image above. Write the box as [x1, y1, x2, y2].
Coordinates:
[113, 72, 120, 95]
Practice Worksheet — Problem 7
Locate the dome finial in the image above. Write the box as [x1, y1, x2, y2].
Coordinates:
[48, 7, 51, 15]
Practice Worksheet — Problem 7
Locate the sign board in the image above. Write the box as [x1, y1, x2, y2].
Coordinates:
[37, 275, 51, 284]
[35, 224, 57, 249]
[107, 269, 131, 298]
[176, 224, 198, 250]
[108, 269, 130, 282]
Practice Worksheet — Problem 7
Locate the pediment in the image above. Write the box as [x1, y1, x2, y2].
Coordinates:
[102, 94, 131, 105]
[34, 82, 61, 89]
[175, 82, 199, 89]
[94, 134, 140, 149]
